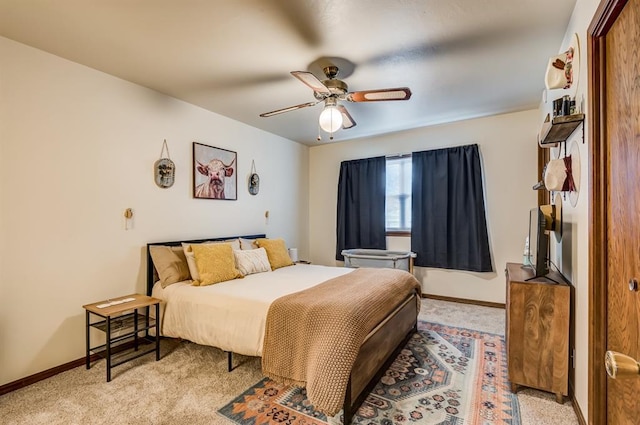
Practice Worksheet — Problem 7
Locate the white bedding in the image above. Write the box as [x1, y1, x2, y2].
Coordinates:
[152, 264, 354, 356]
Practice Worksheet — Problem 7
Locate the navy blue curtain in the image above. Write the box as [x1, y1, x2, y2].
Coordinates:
[335, 156, 387, 261]
[411, 144, 493, 272]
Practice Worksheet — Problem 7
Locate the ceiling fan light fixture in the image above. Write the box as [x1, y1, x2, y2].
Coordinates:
[319, 105, 343, 133]
[259, 65, 411, 138]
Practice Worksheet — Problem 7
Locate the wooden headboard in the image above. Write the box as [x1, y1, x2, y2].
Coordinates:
[146, 234, 266, 295]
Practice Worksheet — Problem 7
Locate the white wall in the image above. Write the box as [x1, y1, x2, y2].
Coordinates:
[308, 110, 540, 304]
[547, 0, 600, 420]
[0, 37, 309, 386]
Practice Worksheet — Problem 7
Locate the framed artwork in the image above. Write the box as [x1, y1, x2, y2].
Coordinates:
[193, 142, 237, 200]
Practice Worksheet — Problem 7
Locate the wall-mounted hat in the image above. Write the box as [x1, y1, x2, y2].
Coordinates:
[543, 140, 581, 206]
[545, 33, 580, 91]
[544, 157, 573, 191]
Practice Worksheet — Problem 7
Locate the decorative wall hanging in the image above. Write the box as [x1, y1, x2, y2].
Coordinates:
[193, 142, 237, 200]
[543, 140, 581, 207]
[154, 139, 175, 188]
[567, 140, 581, 207]
[545, 33, 580, 95]
[248, 160, 260, 195]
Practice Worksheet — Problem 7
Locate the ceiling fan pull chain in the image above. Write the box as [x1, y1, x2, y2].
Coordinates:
[330, 110, 334, 140]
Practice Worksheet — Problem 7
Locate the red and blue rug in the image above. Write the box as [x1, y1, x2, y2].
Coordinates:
[218, 321, 520, 424]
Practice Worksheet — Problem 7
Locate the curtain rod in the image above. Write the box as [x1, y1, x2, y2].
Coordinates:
[386, 153, 412, 159]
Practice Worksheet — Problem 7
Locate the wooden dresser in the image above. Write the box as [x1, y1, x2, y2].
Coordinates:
[505, 262, 570, 403]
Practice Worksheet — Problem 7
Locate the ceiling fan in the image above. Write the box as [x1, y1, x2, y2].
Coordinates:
[259, 65, 412, 139]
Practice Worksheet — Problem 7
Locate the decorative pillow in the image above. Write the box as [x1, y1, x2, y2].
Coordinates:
[191, 243, 242, 286]
[222, 238, 242, 250]
[233, 248, 271, 276]
[182, 239, 241, 280]
[149, 245, 191, 288]
[239, 237, 259, 250]
[256, 238, 294, 270]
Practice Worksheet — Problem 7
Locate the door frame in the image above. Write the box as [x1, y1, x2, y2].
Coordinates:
[588, 0, 629, 423]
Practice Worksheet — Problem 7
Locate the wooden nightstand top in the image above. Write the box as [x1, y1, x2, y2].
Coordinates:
[83, 294, 161, 317]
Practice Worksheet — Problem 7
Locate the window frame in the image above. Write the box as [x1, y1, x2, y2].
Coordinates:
[385, 154, 412, 235]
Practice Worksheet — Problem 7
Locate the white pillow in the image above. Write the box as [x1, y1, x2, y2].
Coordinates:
[233, 248, 271, 276]
[182, 239, 241, 280]
[239, 237, 259, 250]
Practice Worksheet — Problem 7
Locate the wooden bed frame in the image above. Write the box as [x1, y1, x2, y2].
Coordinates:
[146, 234, 418, 424]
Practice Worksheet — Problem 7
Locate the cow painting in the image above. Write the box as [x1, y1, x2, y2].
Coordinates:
[195, 158, 235, 199]
[193, 143, 237, 200]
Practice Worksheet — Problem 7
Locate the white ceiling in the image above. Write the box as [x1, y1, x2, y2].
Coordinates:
[0, 0, 576, 145]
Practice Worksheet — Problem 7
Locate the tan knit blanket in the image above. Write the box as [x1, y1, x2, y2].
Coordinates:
[261, 267, 421, 415]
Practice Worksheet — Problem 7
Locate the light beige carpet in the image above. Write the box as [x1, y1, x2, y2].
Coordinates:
[0, 299, 579, 425]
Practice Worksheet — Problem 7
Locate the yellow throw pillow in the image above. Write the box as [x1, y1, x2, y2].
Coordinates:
[149, 245, 191, 288]
[191, 243, 242, 286]
[182, 239, 241, 281]
[256, 238, 294, 270]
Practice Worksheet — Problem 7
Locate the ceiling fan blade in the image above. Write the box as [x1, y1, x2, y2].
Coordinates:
[347, 87, 412, 102]
[259, 101, 319, 117]
[337, 105, 356, 129]
[291, 71, 331, 95]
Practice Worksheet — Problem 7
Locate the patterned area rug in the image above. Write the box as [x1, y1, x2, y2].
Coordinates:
[218, 321, 520, 425]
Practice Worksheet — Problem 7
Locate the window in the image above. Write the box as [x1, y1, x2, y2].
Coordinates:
[386, 155, 412, 232]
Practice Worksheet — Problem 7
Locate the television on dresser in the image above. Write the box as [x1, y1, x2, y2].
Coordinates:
[527, 205, 552, 279]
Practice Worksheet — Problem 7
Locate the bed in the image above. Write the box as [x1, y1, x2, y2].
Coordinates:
[146, 234, 420, 423]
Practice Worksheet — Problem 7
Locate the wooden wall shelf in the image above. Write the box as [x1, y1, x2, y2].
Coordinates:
[539, 113, 585, 147]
